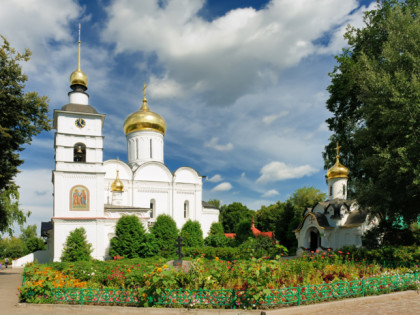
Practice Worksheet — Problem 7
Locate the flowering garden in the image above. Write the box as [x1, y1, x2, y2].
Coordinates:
[19, 246, 420, 309]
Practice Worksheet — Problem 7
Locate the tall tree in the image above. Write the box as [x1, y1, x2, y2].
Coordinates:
[180, 220, 204, 247]
[219, 202, 254, 233]
[323, 0, 420, 227]
[150, 214, 178, 257]
[0, 36, 50, 234]
[110, 215, 146, 259]
[61, 228, 92, 262]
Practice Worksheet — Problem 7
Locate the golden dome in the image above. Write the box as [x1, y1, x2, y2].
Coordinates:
[327, 142, 349, 180]
[70, 69, 88, 87]
[70, 24, 88, 88]
[111, 170, 124, 192]
[123, 86, 166, 135]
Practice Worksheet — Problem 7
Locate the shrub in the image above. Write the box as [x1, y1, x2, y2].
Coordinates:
[180, 220, 204, 247]
[151, 214, 178, 257]
[204, 234, 232, 247]
[235, 219, 253, 244]
[239, 236, 288, 258]
[61, 228, 92, 262]
[110, 215, 146, 258]
[209, 222, 224, 236]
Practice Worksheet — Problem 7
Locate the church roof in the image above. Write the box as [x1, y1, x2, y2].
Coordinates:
[41, 221, 53, 237]
[104, 204, 150, 211]
[294, 212, 333, 232]
[202, 201, 219, 210]
[343, 209, 369, 227]
[61, 103, 98, 114]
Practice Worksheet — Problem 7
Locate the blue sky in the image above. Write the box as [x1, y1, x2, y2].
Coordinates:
[0, 0, 376, 234]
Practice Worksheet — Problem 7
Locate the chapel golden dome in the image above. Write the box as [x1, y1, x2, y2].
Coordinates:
[70, 24, 88, 88]
[111, 170, 124, 192]
[327, 142, 349, 180]
[123, 84, 167, 135]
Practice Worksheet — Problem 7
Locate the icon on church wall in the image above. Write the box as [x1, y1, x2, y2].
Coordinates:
[70, 185, 89, 211]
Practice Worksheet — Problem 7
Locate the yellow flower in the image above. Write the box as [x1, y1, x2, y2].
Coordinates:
[157, 267, 162, 273]
[215, 257, 219, 261]
[163, 265, 167, 269]
[127, 269, 131, 273]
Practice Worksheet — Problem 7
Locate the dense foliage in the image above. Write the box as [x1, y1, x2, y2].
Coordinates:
[204, 222, 232, 247]
[180, 220, 204, 247]
[0, 224, 45, 259]
[150, 214, 178, 257]
[219, 202, 254, 233]
[0, 36, 50, 234]
[61, 228, 92, 262]
[110, 215, 147, 259]
[323, 0, 420, 237]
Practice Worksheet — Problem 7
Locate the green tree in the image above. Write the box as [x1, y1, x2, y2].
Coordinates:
[61, 228, 92, 262]
[0, 236, 26, 259]
[204, 222, 231, 247]
[150, 214, 178, 257]
[109, 215, 146, 259]
[323, 0, 420, 231]
[219, 202, 254, 233]
[20, 224, 45, 253]
[235, 219, 253, 244]
[0, 36, 50, 234]
[180, 220, 204, 247]
[254, 202, 283, 232]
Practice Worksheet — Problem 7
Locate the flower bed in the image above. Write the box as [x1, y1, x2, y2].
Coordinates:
[19, 252, 420, 309]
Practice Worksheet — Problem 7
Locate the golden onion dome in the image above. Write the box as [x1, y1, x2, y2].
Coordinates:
[70, 24, 88, 88]
[111, 170, 124, 192]
[123, 88, 166, 135]
[327, 142, 349, 180]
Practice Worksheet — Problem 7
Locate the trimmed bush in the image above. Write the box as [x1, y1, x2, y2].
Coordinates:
[110, 215, 146, 259]
[61, 228, 92, 262]
[180, 220, 204, 247]
[151, 214, 178, 257]
[235, 219, 253, 244]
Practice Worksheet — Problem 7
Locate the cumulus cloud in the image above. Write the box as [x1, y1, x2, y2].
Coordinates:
[257, 161, 317, 183]
[102, 0, 360, 105]
[208, 174, 223, 182]
[262, 111, 288, 125]
[262, 189, 280, 197]
[205, 137, 234, 151]
[211, 182, 233, 192]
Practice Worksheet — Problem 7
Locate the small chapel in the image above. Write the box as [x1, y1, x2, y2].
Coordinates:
[42, 28, 219, 262]
[294, 144, 377, 256]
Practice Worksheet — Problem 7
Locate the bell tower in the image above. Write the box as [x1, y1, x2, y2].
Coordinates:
[51, 25, 106, 261]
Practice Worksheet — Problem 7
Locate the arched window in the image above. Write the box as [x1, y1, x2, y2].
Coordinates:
[136, 139, 139, 159]
[329, 185, 332, 197]
[342, 184, 346, 196]
[184, 201, 189, 219]
[73, 143, 86, 162]
[150, 199, 155, 218]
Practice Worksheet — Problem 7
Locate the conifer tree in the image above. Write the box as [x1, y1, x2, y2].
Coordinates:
[110, 215, 146, 259]
[61, 228, 92, 262]
[150, 214, 178, 257]
[180, 220, 204, 247]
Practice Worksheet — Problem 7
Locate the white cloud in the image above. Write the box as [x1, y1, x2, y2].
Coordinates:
[257, 161, 317, 183]
[211, 182, 233, 192]
[208, 174, 223, 182]
[262, 189, 280, 197]
[262, 111, 288, 125]
[205, 137, 234, 151]
[102, 0, 360, 105]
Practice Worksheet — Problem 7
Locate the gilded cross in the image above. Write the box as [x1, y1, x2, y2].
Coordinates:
[335, 141, 342, 157]
[143, 83, 147, 98]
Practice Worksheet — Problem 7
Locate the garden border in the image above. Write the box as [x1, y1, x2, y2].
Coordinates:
[21, 271, 419, 309]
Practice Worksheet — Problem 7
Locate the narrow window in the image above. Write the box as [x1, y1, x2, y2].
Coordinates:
[329, 185, 332, 197]
[343, 184, 346, 196]
[136, 139, 139, 159]
[184, 201, 189, 219]
[73, 143, 86, 162]
[150, 199, 155, 218]
[150, 139, 153, 158]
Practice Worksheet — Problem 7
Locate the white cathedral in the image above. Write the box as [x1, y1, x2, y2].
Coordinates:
[42, 34, 219, 262]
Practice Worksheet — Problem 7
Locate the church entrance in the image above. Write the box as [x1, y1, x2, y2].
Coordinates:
[309, 230, 320, 251]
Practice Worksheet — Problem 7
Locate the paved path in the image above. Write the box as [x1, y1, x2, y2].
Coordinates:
[1, 268, 419, 315]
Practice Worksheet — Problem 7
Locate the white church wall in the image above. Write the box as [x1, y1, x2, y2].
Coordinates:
[53, 172, 104, 218]
[134, 163, 172, 182]
[328, 177, 348, 200]
[53, 219, 105, 261]
[173, 167, 202, 184]
[56, 114, 103, 136]
[127, 131, 164, 165]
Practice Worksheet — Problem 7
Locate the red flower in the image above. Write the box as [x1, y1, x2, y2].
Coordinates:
[338, 251, 342, 254]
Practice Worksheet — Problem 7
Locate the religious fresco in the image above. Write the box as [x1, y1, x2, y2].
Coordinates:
[70, 185, 89, 211]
